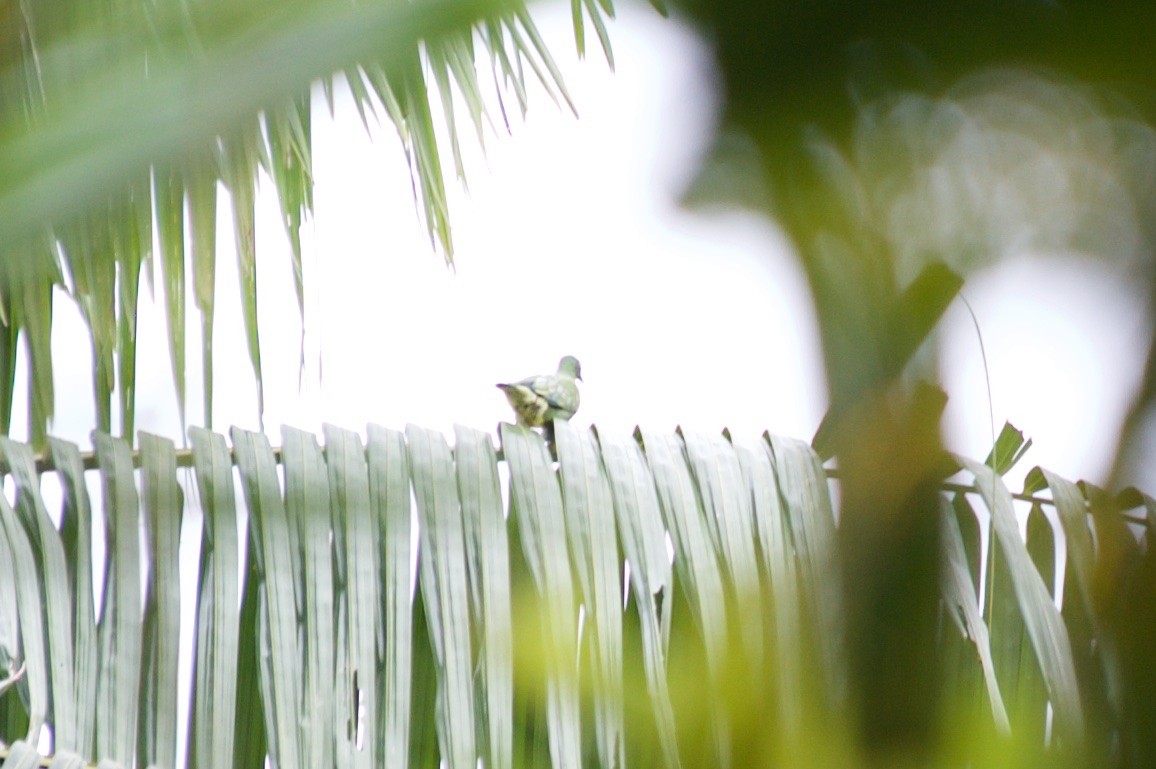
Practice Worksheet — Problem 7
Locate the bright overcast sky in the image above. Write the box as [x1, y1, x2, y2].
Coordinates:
[36, 0, 1154, 491]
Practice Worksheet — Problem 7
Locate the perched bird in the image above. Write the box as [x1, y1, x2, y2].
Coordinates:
[497, 356, 582, 432]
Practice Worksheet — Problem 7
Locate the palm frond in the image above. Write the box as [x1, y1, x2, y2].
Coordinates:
[0, 421, 1136, 768]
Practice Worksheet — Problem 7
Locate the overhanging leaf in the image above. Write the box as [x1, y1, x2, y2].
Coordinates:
[939, 498, 1010, 733]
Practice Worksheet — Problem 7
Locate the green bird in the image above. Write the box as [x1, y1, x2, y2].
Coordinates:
[497, 356, 582, 430]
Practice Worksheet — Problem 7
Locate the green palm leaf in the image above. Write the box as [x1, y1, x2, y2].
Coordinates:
[500, 423, 583, 769]
[0, 423, 1138, 768]
[406, 424, 477, 769]
[91, 433, 143, 766]
[187, 428, 243, 769]
[961, 458, 1085, 748]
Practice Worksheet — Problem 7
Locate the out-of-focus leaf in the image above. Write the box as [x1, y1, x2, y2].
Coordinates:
[18, 256, 56, 449]
[982, 487, 1028, 723]
[442, 36, 492, 148]
[571, 0, 586, 58]
[114, 184, 148, 438]
[513, 7, 578, 116]
[0, 318, 17, 436]
[1012, 503, 1054, 743]
[153, 166, 187, 429]
[812, 263, 962, 458]
[951, 493, 982, 599]
[188, 165, 218, 429]
[263, 98, 312, 316]
[406, 424, 477, 769]
[734, 437, 803, 748]
[1083, 482, 1143, 617]
[579, 0, 615, 69]
[939, 499, 1010, 734]
[58, 218, 116, 435]
[885, 262, 963, 375]
[222, 133, 264, 422]
[478, 19, 529, 120]
[1037, 469, 1096, 623]
[765, 434, 844, 706]
[403, 58, 454, 259]
[0, 0, 617, 436]
[0, 0, 507, 250]
[426, 42, 469, 184]
[962, 458, 1085, 747]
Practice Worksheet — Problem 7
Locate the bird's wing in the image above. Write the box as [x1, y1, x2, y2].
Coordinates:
[526, 374, 578, 413]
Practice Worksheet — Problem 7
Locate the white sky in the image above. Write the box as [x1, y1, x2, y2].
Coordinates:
[34, 0, 1155, 492]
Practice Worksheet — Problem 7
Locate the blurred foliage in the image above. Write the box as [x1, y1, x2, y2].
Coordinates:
[0, 0, 633, 442]
[677, 1, 1156, 766]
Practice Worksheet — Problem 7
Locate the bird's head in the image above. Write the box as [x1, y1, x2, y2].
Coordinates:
[559, 355, 582, 381]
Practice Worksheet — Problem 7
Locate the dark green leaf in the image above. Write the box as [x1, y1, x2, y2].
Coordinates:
[984, 423, 1033, 477]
